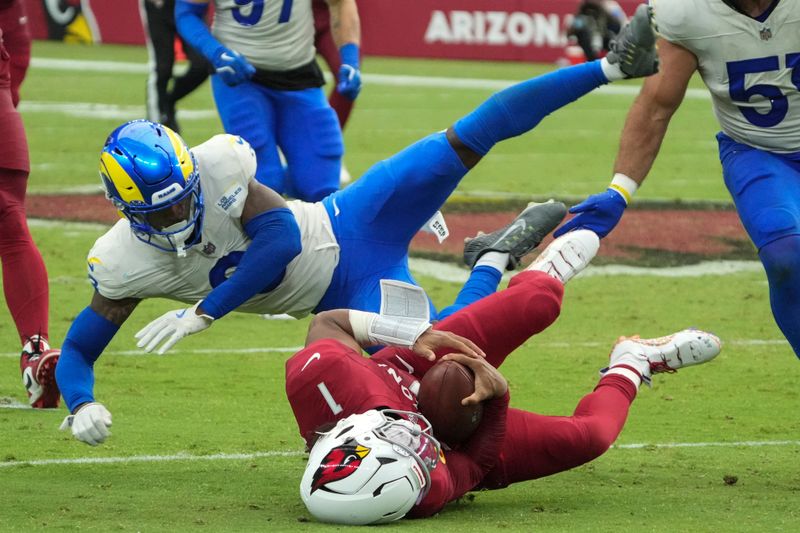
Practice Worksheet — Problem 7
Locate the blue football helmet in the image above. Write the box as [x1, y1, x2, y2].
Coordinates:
[99, 120, 204, 254]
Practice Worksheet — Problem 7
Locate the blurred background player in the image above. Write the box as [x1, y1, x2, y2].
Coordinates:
[567, 0, 627, 61]
[175, 0, 361, 202]
[556, 1, 800, 360]
[140, 0, 210, 133]
[287, 231, 722, 525]
[0, 0, 29, 107]
[312, 0, 360, 183]
[0, 25, 61, 408]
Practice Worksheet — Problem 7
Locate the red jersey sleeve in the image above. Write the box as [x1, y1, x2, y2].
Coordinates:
[408, 391, 510, 518]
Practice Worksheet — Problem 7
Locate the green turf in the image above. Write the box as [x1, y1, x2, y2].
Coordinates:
[2, 42, 796, 531]
[22, 41, 727, 202]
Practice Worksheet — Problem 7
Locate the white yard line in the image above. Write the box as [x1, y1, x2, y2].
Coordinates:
[30, 56, 711, 99]
[2, 439, 798, 469]
[0, 338, 787, 359]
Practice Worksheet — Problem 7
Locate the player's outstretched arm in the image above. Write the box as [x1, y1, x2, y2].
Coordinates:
[555, 38, 698, 239]
[326, 0, 362, 100]
[135, 182, 301, 355]
[56, 292, 139, 446]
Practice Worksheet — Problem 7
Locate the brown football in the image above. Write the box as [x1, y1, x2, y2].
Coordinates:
[416, 360, 483, 446]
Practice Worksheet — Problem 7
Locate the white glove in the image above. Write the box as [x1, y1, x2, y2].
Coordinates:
[59, 402, 112, 446]
[135, 301, 214, 355]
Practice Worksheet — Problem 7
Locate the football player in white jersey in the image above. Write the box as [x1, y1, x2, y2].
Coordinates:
[175, 0, 361, 202]
[55, 7, 660, 446]
[557, 0, 800, 360]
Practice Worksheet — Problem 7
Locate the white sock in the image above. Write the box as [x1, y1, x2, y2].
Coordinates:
[475, 251, 510, 273]
[604, 366, 642, 388]
[601, 57, 626, 81]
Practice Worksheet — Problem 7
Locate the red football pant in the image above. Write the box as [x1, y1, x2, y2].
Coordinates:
[479, 374, 637, 488]
[0, 169, 50, 344]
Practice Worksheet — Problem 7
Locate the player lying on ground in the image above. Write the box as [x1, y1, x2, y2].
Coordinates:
[55, 8, 660, 446]
[556, 1, 800, 360]
[286, 231, 723, 525]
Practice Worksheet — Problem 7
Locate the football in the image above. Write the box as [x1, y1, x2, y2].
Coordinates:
[416, 360, 484, 446]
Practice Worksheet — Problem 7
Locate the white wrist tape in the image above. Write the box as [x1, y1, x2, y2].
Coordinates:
[609, 173, 639, 205]
[348, 310, 431, 348]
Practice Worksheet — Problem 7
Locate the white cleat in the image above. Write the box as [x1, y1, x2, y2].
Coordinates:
[603, 329, 722, 386]
[526, 229, 600, 284]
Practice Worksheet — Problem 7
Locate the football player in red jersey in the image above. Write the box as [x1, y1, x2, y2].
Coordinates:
[287, 231, 722, 524]
[0, 0, 29, 107]
[0, 25, 61, 408]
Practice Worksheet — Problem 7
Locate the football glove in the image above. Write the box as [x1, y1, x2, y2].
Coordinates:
[60, 402, 112, 446]
[212, 46, 255, 86]
[337, 43, 361, 100]
[135, 302, 214, 355]
[554, 188, 627, 239]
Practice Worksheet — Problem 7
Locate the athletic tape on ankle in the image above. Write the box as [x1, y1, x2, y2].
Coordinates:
[609, 173, 639, 205]
[349, 310, 431, 348]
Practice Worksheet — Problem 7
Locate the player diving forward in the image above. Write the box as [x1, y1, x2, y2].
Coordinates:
[55, 7, 660, 446]
[556, 0, 800, 359]
[287, 231, 722, 525]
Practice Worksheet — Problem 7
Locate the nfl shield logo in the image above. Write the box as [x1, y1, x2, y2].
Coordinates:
[759, 26, 772, 41]
[202, 242, 216, 255]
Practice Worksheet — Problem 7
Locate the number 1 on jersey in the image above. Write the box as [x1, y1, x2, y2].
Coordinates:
[317, 382, 343, 415]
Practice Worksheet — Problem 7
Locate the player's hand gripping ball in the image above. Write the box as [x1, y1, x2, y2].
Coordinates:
[416, 359, 483, 446]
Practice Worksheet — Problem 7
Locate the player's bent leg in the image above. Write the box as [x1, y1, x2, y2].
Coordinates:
[211, 78, 286, 192]
[433, 271, 564, 368]
[759, 235, 800, 359]
[276, 87, 342, 202]
[478, 380, 635, 489]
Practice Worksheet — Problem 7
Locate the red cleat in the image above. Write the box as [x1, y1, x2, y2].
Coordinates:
[20, 335, 61, 409]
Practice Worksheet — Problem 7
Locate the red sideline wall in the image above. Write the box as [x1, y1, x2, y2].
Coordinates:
[24, 0, 643, 62]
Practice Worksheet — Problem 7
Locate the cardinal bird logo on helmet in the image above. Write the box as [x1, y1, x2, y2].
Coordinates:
[310, 439, 371, 493]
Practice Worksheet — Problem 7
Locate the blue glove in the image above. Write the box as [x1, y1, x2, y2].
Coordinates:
[554, 188, 627, 238]
[212, 47, 255, 86]
[337, 43, 362, 100]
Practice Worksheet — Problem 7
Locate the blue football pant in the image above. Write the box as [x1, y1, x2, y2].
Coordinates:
[212, 77, 342, 202]
[316, 61, 610, 317]
[718, 133, 800, 359]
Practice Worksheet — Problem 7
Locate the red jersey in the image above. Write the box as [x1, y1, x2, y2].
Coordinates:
[285, 338, 510, 518]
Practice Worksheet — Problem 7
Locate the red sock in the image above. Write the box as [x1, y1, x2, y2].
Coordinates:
[0, 170, 50, 345]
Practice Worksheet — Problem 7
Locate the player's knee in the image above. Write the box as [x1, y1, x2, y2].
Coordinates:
[445, 127, 482, 169]
[760, 235, 800, 288]
[511, 271, 564, 318]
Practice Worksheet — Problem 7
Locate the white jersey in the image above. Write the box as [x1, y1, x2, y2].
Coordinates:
[87, 134, 340, 318]
[652, 0, 800, 153]
[212, 0, 315, 71]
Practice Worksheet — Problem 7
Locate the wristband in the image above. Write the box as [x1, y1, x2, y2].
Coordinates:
[609, 173, 639, 205]
[349, 310, 431, 348]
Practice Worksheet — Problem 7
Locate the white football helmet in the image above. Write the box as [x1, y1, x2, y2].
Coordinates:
[300, 409, 441, 525]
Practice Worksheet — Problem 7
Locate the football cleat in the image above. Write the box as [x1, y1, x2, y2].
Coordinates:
[602, 329, 722, 386]
[526, 229, 599, 284]
[463, 200, 567, 270]
[20, 335, 61, 409]
[606, 4, 659, 79]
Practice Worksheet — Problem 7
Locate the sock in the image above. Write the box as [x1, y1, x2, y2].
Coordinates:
[436, 265, 503, 320]
[475, 251, 510, 273]
[453, 60, 608, 156]
[603, 365, 643, 389]
[601, 57, 626, 81]
[759, 235, 800, 359]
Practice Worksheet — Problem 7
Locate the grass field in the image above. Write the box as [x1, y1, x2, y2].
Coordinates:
[1, 42, 798, 531]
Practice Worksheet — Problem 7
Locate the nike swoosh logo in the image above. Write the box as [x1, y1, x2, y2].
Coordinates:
[176, 309, 187, 318]
[301, 352, 321, 372]
[23, 368, 34, 390]
[333, 199, 340, 216]
[493, 219, 527, 245]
